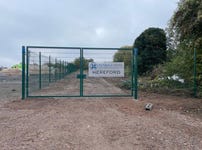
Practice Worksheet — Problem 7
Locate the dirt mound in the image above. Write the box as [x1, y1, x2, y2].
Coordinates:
[1, 68, 21, 76]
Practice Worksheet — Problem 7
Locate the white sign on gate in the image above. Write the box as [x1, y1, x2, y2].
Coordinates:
[88, 62, 124, 77]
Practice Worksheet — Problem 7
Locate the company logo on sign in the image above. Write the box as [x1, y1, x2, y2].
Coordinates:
[88, 62, 124, 77]
[90, 63, 97, 70]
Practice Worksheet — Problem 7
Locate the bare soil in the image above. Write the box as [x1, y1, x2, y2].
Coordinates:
[0, 69, 202, 150]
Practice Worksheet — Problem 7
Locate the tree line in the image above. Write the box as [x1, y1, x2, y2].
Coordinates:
[113, 0, 202, 96]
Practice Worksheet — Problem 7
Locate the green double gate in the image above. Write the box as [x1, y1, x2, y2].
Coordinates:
[22, 46, 138, 99]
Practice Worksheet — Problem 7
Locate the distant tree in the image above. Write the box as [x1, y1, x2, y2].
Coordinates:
[66, 63, 77, 73]
[134, 27, 167, 75]
[11, 63, 22, 69]
[113, 46, 132, 76]
[74, 57, 94, 70]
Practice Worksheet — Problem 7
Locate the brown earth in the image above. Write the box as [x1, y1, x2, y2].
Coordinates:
[0, 69, 202, 150]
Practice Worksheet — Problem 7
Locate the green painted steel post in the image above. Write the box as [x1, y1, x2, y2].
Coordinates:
[194, 48, 197, 97]
[63, 60, 65, 78]
[49, 55, 51, 83]
[60, 60, 62, 79]
[65, 61, 67, 75]
[39, 52, 42, 89]
[22, 46, 26, 100]
[64, 61, 66, 76]
[26, 47, 29, 97]
[131, 48, 134, 96]
[55, 58, 57, 81]
[62, 60, 63, 78]
[134, 48, 138, 100]
[80, 48, 84, 96]
[66, 61, 68, 75]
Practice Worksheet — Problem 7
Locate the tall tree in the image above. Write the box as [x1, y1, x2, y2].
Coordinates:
[166, 0, 202, 93]
[170, 0, 202, 41]
[168, 0, 202, 49]
[134, 27, 167, 75]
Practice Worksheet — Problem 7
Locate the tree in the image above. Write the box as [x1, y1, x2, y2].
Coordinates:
[168, 0, 202, 48]
[113, 46, 132, 76]
[133, 27, 167, 75]
[11, 63, 22, 69]
[73, 57, 94, 70]
[166, 0, 202, 95]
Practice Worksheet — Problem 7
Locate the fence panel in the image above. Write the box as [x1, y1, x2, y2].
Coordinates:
[22, 46, 136, 98]
[83, 48, 133, 97]
[27, 47, 81, 97]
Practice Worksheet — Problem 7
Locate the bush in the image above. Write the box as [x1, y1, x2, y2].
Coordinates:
[119, 80, 131, 90]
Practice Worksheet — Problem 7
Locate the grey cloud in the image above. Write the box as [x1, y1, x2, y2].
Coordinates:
[0, 0, 179, 67]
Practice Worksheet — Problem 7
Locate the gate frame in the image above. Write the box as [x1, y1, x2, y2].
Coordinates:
[21, 46, 138, 100]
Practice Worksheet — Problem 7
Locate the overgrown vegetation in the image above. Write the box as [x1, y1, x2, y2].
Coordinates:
[164, 0, 202, 97]
[115, 0, 202, 97]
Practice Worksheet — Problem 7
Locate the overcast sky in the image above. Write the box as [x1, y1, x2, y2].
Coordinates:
[0, 0, 179, 67]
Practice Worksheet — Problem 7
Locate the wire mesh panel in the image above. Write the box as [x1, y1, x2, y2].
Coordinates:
[27, 47, 81, 97]
[83, 48, 133, 96]
[24, 46, 134, 98]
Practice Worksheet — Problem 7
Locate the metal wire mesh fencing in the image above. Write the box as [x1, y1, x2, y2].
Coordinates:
[22, 46, 137, 99]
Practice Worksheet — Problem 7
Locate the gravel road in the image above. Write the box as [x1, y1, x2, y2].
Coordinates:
[0, 70, 202, 150]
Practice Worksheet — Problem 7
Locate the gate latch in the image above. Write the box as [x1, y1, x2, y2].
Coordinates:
[76, 74, 86, 79]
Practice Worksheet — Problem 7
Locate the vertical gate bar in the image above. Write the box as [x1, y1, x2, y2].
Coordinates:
[63, 60, 65, 78]
[58, 60, 60, 79]
[194, 48, 197, 97]
[67, 61, 68, 74]
[64, 61, 65, 75]
[39, 52, 42, 89]
[62, 60, 63, 78]
[49, 55, 51, 83]
[80, 48, 83, 96]
[131, 48, 134, 96]
[58, 60, 61, 79]
[26, 47, 29, 97]
[57, 59, 58, 80]
[65, 61, 67, 75]
[54, 58, 57, 82]
[60, 60, 61, 79]
[22, 46, 26, 100]
[134, 48, 138, 100]
[64, 61, 66, 76]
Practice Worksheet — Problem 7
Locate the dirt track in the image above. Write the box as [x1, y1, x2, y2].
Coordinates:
[0, 70, 202, 150]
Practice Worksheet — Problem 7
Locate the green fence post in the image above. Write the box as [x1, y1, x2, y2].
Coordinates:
[133, 48, 138, 100]
[131, 48, 134, 96]
[63, 60, 65, 78]
[59, 60, 62, 79]
[22, 46, 26, 100]
[39, 52, 42, 89]
[49, 55, 51, 83]
[55, 58, 57, 81]
[26, 47, 29, 97]
[65, 61, 67, 75]
[80, 48, 84, 96]
[194, 48, 197, 97]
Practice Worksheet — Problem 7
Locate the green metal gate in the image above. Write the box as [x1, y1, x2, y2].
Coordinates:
[22, 46, 138, 99]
